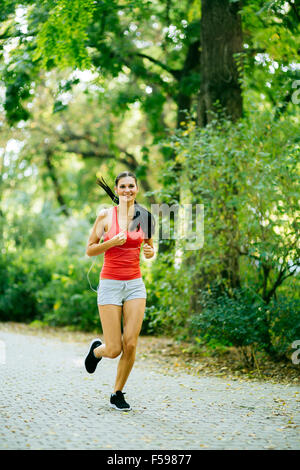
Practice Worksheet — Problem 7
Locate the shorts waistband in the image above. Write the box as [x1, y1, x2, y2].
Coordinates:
[99, 277, 143, 287]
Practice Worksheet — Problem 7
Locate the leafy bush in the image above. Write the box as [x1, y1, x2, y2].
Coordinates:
[36, 258, 99, 331]
[268, 297, 300, 357]
[188, 282, 300, 358]
[142, 251, 194, 336]
[141, 304, 164, 335]
[0, 250, 52, 323]
[189, 284, 271, 351]
[0, 249, 100, 331]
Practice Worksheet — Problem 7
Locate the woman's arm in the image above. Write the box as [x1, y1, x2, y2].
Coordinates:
[143, 238, 155, 259]
[86, 210, 109, 257]
[86, 209, 127, 257]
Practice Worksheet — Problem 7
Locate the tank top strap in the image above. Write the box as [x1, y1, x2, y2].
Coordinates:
[114, 205, 119, 232]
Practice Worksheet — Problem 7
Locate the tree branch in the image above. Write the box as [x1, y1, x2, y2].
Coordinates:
[135, 53, 181, 80]
[58, 135, 157, 204]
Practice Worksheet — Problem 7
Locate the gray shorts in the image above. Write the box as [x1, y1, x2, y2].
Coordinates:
[97, 277, 147, 306]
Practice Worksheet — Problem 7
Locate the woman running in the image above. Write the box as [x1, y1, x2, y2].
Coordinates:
[84, 171, 155, 411]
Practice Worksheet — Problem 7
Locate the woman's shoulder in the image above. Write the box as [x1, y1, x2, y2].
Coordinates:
[98, 206, 114, 219]
[95, 207, 114, 238]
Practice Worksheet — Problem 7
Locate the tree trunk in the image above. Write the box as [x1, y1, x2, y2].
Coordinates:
[198, 0, 243, 125]
[190, 0, 243, 312]
[45, 150, 69, 216]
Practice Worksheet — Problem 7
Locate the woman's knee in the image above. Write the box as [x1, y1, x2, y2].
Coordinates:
[122, 338, 137, 355]
[106, 344, 122, 358]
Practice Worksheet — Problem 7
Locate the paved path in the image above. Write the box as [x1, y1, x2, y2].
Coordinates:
[0, 329, 299, 450]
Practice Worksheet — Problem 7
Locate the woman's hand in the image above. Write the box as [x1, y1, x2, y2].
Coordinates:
[143, 242, 154, 259]
[111, 230, 127, 247]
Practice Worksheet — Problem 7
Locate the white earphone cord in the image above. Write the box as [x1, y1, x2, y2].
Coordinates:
[87, 258, 98, 293]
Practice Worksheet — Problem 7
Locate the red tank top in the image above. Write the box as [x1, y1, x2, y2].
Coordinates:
[100, 205, 145, 280]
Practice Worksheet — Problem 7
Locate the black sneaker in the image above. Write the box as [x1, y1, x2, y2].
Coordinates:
[110, 391, 131, 411]
[84, 338, 102, 374]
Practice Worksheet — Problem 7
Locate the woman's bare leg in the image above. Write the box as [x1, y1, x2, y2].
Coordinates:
[113, 298, 146, 392]
[94, 304, 123, 359]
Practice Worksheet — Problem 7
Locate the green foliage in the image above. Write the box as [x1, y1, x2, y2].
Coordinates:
[36, 256, 99, 331]
[268, 297, 300, 357]
[141, 251, 195, 336]
[34, 0, 96, 69]
[167, 110, 299, 303]
[188, 283, 300, 357]
[4, 72, 32, 124]
[0, 0, 299, 366]
[0, 248, 99, 331]
[145, 109, 300, 355]
[6, 201, 60, 249]
[0, 250, 52, 323]
[189, 284, 270, 349]
[241, 0, 300, 114]
[1, 0, 200, 131]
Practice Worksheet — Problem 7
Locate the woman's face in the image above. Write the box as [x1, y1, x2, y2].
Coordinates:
[115, 176, 138, 202]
